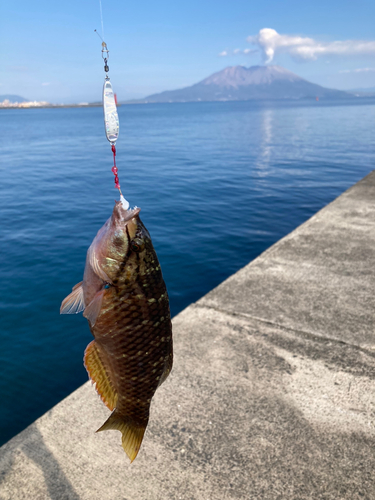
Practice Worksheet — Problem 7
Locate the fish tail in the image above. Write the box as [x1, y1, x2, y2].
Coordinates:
[96, 410, 147, 462]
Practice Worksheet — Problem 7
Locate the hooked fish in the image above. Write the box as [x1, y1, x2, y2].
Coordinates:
[60, 197, 173, 462]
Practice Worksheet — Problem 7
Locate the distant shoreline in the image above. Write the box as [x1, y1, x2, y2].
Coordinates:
[1, 96, 375, 110]
[0, 103, 105, 109]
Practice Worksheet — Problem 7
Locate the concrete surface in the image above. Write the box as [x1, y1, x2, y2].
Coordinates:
[1, 171, 374, 500]
[199, 170, 375, 350]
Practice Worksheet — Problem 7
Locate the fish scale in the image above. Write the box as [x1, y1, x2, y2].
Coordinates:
[61, 201, 173, 462]
[92, 222, 172, 451]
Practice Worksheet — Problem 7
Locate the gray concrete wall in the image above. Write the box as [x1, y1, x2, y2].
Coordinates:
[1, 171, 374, 500]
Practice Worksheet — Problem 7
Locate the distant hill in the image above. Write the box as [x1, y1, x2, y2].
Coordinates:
[135, 66, 353, 103]
[0, 95, 29, 103]
[347, 87, 375, 96]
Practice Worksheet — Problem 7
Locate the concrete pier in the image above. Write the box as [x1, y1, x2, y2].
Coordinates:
[1, 171, 374, 500]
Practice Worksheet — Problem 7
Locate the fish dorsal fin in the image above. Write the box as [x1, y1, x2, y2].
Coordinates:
[96, 410, 147, 463]
[84, 340, 117, 411]
[83, 289, 105, 327]
[89, 247, 113, 284]
[60, 282, 85, 314]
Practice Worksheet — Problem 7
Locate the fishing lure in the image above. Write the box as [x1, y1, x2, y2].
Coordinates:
[95, 32, 126, 202]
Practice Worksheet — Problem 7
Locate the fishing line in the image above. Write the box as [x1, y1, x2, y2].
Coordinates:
[95, 0, 125, 200]
[94, 29, 104, 43]
[99, 0, 105, 41]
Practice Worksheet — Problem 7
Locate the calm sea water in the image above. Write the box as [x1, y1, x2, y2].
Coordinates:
[0, 99, 374, 446]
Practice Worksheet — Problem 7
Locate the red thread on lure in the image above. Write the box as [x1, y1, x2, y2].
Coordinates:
[111, 144, 121, 191]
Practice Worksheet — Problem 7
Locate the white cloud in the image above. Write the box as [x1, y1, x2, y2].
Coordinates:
[243, 48, 258, 55]
[247, 28, 375, 63]
[219, 48, 259, 57]
[42, 82, 51, 86]
[339, 67, 375, 73]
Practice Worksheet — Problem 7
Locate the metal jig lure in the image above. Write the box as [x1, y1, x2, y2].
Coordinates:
[95, 30, 122, 195]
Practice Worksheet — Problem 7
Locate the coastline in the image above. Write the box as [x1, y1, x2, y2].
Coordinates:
[2, 96, 375, 109]
[0, 103, 105, 109]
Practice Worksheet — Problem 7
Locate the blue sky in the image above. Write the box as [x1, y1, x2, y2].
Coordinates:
[1, 0, 375, 102]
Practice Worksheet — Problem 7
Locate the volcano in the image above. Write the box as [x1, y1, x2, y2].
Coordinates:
[139, 65, 352, 102]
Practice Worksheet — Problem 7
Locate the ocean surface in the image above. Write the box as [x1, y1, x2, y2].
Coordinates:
[1, 99, 374, 446]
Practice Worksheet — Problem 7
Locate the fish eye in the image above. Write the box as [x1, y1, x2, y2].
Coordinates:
[130, 238, 144, 253]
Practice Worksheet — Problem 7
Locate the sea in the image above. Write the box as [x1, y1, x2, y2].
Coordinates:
[0, 99, 374, 446]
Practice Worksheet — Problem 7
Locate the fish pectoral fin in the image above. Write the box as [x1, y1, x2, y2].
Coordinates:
[84, 340, 117, 411]
[96, 410, 147, 463]
[60, 282, 85, 314]
[83, 290, 105, 327]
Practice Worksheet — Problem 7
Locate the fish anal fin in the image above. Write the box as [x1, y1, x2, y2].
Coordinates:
[84, 340, 117, 411]
[96, 410, 147, 463]
[60, 283, 85, 314]
[83, 290, 105, 327]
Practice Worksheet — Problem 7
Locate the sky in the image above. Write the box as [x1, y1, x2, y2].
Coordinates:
[1, 0, 375, 103]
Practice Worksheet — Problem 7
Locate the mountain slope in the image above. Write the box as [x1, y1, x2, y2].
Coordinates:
[0, 95, 29, 103]
[140, 66, 352, 102]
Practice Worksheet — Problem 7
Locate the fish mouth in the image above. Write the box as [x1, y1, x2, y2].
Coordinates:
[114, 201, 141, 224]
[123, 206, 141, 222]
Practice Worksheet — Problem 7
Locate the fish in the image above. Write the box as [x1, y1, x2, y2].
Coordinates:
[60, 197, 173, 462]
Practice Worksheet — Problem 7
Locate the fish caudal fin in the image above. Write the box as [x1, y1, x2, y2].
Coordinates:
[96, 410, 147, 462]
[60, 282, 85, 314]
[84, 341, 117, 411]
